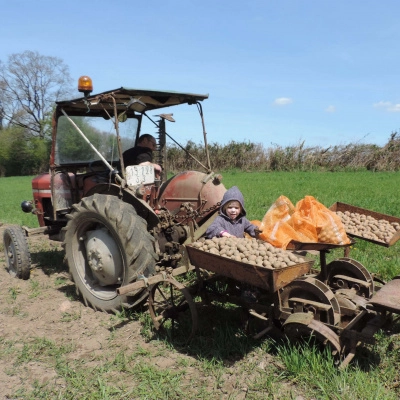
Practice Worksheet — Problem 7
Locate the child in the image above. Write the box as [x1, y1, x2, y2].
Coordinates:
[206, 186, 257, 239]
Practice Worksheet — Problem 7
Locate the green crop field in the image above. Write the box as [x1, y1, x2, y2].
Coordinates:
[2, 170, 400, 225]
[221, 170, 400, 220]
[0, 176, 39, 227]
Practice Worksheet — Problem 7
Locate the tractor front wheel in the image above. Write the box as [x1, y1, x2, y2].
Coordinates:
[3, 225, 31, 280]
[64, 194, 157, 313]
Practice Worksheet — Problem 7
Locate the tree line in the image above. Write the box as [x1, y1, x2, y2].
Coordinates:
[1, 50, 399, 177]
[1, 130, 399, 177]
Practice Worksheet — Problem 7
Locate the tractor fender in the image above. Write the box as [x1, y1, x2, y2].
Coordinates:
[84, 183, 159, 229]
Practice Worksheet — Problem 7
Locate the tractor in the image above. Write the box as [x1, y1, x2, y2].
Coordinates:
[4, 76, 226, 312]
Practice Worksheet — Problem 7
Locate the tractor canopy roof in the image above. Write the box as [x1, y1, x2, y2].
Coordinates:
[55, 87, 209, 117]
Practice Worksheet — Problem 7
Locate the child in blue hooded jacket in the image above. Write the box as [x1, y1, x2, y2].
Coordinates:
[206, 186, 257, 239]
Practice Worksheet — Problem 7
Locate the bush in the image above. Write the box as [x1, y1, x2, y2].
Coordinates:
[165, 133, 400, 173]
[1, 127, 399, 176]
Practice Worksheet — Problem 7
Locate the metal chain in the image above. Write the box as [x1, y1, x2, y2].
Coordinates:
[175, 201, 221, 220]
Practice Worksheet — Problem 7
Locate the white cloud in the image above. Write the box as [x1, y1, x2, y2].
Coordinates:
[325, 105, 336, 113]
[373, 101, 391, 108]
[373, 101, 400, 112]
[388, 104, 400, 112]
[273, 97, 293, 106]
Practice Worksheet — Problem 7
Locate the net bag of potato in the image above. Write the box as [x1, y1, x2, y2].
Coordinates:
[295, 196, 350, 245]
[259, 195, 350, 248]
[259, 195, 314, 249]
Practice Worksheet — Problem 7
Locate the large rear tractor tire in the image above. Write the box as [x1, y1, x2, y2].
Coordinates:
[64, 194, 157, 313]
[3, 225, 31, 280]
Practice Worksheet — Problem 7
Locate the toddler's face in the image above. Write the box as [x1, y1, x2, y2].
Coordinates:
[225, 201, 241, 220]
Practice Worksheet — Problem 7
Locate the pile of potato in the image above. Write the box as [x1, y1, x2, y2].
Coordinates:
[190, 237, 306, 269]
[336, 210, 400, 243]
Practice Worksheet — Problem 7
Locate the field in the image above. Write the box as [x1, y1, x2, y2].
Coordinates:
[0, 172, 399, 399]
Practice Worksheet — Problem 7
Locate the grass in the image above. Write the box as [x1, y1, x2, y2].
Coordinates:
[1, 171, 400, 227]
[222, 170, 400, 220]
[276, 342, 396, 400]
[8, 285, 21, 301]
[0, 171, 399, 398]
[0, 176, 39, 227]
[28, 279, 42, 298]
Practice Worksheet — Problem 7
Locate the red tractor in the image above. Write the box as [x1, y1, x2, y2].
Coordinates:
[5, 76, 226, 312]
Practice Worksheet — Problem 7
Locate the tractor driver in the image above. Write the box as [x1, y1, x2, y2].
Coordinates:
[122, 134, 162, 178]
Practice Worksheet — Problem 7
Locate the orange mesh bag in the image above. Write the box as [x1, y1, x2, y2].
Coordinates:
[259, 195, 304, 248]
[295, 196, 350, 245]
[288, 213, 318, 242]
[289, 196, 319, 242]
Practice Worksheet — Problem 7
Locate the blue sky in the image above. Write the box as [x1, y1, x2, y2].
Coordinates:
[1, 1, 399, 148]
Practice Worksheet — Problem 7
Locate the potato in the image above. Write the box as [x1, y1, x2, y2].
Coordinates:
[190, 237, 307, 270]
[336, 210, 399, 244]
[263, 260, 272, 268]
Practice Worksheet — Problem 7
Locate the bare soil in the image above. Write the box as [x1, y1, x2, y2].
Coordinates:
[0, 224, 141, 397]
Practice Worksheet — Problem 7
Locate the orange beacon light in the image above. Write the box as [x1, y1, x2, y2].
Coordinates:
[78, 76, 93, 96]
